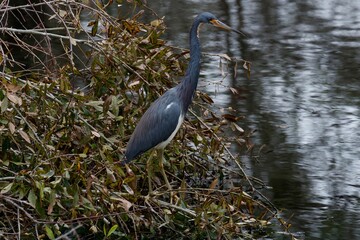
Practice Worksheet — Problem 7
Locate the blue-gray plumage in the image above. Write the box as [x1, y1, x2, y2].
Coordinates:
[124, 12, 244, 193]
[125, 88, 182, 161]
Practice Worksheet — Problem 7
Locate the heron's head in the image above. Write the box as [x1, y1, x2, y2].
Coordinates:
[197, 12, 246, 36]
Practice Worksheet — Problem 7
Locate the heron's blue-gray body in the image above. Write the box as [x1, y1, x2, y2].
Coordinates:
[124, 12, 241, 165]
[124, 13, 203, 163]
[125, 88, 185, 161]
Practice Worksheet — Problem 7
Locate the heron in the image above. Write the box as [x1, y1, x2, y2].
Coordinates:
[124, 12, 243, 194]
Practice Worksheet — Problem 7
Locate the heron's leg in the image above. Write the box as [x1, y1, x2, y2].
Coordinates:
[158, 148, 172, 191]
[147, 150, 155, 194]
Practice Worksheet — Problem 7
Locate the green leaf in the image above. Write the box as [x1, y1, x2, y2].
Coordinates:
[1, 96, 8, 113]
[103, 224, 107, 236]
[28, 189, 38, 209]
[64, 170, 70, 179]
[91, 20, 99, 36]
[19, 187, 27, 199]
[35, 181, 45, 200]
[50, 177, 62, 187]
[85, 100, 104, 111]
[1, 182, 13, 194]
[107, 224, 118, 237]
[19, 129, 31, 143]
[41, 169, 55, 179]
[45, 225, 55, 240]
[47, 190, 56, 215]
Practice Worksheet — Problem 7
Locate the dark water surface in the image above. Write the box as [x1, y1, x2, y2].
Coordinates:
[146, 1, 360, 239]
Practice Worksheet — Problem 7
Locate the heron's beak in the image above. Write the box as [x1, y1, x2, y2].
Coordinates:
[210, 19, 247, 37]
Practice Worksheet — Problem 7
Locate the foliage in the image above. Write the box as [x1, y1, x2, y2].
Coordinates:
[0, 1, 295, 239]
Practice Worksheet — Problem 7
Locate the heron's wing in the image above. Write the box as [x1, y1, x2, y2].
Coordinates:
[125, 91, 182, 162]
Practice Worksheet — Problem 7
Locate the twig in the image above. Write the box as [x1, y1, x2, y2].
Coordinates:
[43, 1, 76, 66]
[54, 224, 83, 240]
[17, 207, 20, 240]
[35, 224, 39, 239]
[151, 198, 196, 217]
[0, 176, 16, 181]
[0, 1, 58, 12]
[2, 196, 39, 224]
[0, 27, 95, 43]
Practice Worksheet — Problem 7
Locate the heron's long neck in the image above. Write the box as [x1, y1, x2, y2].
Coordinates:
[179, 20, 202, 112]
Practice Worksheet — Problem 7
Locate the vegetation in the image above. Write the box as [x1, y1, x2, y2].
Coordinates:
[0, 1, 295, 239]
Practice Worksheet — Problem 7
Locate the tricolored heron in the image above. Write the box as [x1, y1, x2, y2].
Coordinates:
[124, 12, 243, 193]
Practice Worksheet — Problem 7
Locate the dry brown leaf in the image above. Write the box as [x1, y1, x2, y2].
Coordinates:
[209, 178, 218, 190]
[123, 184, 135, 195]
[117, 198, 133, 212]
[8, 122, 15, 134]
[180, 178, 187, 199]
[7, 93, 22, 105]
[128, 80, 140, 87]
[91, 130, 100, 138]
[19, 129, 31, 143]
[229, 87, 239, 95]
[232, 122, 244, 133]
[59, 9, 67, 18]
[4, 83, 21, 93]
[150, 19, 163, 27]
[219, 53, 232, 61]
[222, 114, 238, 122]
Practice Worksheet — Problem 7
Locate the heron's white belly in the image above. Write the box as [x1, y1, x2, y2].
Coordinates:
[155, 114, 184, 149]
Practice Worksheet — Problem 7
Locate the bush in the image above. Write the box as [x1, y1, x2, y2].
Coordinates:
[0, 1, 294, 239]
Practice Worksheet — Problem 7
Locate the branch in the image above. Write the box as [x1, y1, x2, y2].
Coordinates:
[1, 195, 39, 224]
[0, 1, 58, 12]
[0, 27, 96, 43]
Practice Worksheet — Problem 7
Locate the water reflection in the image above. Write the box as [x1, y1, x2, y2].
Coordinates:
[147, 0, 360, 239]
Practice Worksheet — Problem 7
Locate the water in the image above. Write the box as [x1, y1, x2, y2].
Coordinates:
[146, 0, 360, 239]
